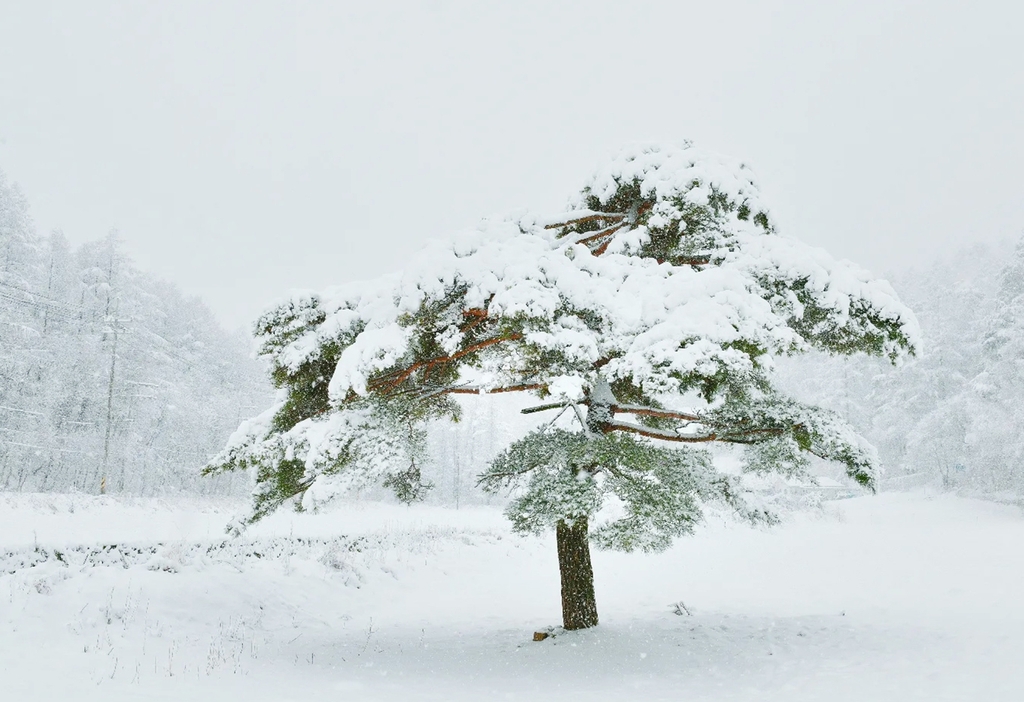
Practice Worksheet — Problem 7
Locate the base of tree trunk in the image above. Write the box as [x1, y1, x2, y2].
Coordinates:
[556, 518, 599, 630]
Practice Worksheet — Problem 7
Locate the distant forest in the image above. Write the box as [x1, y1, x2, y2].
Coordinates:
[0, 169, 268, 495]
[777, 235, 1024, 497]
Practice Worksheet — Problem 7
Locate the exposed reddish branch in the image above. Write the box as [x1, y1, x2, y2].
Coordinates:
[520, 401, 566, 415]
[447, 383, 546, 395]
[590, 203, 657, 256]
[459, 308, 490, 334]
[544, 212, 626, 230]
[368, 333, 522, 394]
[575, 223, 625, 247]
[606, 420, 717, 443]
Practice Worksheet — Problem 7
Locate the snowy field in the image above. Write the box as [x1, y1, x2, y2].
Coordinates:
[2, 490, 1022, 701]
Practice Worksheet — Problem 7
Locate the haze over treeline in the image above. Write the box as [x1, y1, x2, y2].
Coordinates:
[776, 236, 1024, 496]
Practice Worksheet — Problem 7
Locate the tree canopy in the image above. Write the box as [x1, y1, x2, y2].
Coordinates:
[208, 143, 919, 534]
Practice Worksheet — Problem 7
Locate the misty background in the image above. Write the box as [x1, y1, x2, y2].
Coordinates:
[2, 0, 1021, 327]
[1, 0, 1023, 500]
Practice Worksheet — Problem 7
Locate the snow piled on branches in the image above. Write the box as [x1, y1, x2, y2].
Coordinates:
[292, 145, 914, 403]
[208, 142, 918, 526]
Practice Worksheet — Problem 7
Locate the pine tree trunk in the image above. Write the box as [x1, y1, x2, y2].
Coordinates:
[556, 517, 599, 630]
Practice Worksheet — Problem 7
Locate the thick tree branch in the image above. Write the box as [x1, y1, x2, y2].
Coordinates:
[611, 404, 701, 422]
[447, 383, 546, 395]
[717, 427, 788, 442]
[588, 203, 654, 256]
[605, 420, 717, 443]
[544, 212, 626, 230]
[521, 402, 566, 415]
[368, 333, 522, 394]
[676, 255, 712, 266]
[459, 307, 490, 333]
[592, 238, 616, 257]
[575, 223, 625, 247]
[606, 419, 788, 444]
[402, 382, 546, 401]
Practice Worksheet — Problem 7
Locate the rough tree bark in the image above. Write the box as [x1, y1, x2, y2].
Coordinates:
[550, 374, 610, 630]
[556, 517, 599, 630]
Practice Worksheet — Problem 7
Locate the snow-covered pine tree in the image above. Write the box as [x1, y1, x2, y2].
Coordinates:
[206, 143, 919, 630]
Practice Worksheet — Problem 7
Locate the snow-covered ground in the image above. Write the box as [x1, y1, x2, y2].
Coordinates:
[2, 490, 1022, 701]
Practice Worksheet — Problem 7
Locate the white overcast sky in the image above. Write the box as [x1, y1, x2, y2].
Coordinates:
[1, 1, 1021, 329]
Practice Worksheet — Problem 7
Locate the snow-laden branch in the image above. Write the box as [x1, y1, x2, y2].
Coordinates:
[611, 404, 701, 422]
[446, 383, 547, 395]
[367, 332, 523, 394]
[398, 382, 547, 401]
[575, 223, 626, 247]
[606, 419, 791, 445]
[605, 420, 717, 443]
[543, 212, 626, 230]
[521, 402, 567, 415]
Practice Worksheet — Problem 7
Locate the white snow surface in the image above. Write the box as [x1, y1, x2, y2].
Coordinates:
[2, 490, 1021, 701]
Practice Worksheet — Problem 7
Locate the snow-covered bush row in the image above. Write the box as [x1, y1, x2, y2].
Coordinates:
[0, 525, 501, 578]
[1, 536, 358, 575]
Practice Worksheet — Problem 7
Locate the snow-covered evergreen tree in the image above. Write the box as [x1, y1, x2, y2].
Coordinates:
[208, 143, 918, 629]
